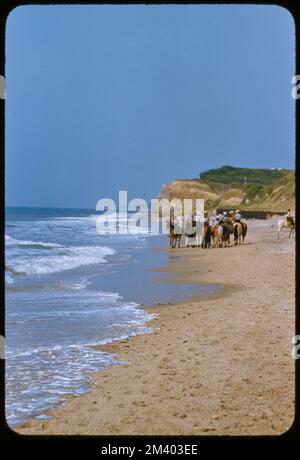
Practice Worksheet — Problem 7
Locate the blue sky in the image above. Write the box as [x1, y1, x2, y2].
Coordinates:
[5, 4, 295, 208]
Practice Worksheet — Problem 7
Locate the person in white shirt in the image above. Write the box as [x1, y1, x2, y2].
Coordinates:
[216, 212, 224, 224]
[235, 210, 242, 222]
[194, 213, 202, 247]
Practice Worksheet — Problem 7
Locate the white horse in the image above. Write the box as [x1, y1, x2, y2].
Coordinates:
[277, 218, 295, 239]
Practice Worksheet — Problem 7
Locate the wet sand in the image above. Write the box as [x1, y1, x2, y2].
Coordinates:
[15, 220, 295, 435]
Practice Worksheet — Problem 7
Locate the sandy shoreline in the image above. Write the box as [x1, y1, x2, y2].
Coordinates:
[14, 220, 295, 435]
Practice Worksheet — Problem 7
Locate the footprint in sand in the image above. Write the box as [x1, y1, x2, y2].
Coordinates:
[132, 400, 146, 407]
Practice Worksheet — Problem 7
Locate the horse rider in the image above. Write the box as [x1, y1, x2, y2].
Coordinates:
[218, 211, 232, 241]
[228, 210, 235, 223]
[285, 209, 294, 226]
[192, 213, 197, 228]
[222, 211, 230, 223]
[203, 211, 213, 227]
[234, 210, 242, 223]
[202, 210, 209, 224]
[215, 211, 225, 225]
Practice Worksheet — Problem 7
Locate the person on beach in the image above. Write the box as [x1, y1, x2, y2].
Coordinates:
[222, 211, 230, 223]
[217, 211, 230, 246]
[215, 212, 224, 225]
[202, 211, 209, 224]
[184, 214, 196, 247]
[192, 214, 197, 227]
[219, 211, 230, 227]
[235, 210, 242, 222]
[201, 211, 211, 248]
[194, 212, 202, 247]
[285, 209, 293, 224]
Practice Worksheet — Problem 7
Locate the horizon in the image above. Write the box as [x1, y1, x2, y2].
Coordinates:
[6, 163, 295, 210]
[5, 4, 295, 208]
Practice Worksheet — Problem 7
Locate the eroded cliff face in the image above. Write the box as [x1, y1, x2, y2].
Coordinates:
[159, 180, 244, 208]
[158, 173, 295, 212]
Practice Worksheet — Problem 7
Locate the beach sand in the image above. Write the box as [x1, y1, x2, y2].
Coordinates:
[14, 220, 295, 435]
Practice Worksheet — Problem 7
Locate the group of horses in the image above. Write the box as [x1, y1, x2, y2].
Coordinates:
[168, 214, 296, 249]
[202, 219, 247, 249]
[168, 216, 247, 249]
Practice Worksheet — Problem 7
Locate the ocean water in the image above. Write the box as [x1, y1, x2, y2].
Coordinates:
[5, 207, 214, 427]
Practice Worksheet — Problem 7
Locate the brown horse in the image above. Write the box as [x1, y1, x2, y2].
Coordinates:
[221, 221, 233, 247]
[168, 219, 182, 248]
[211, 225, 223, 248]
[201, 222, 211, 248]
[233, 222, 243, 245]
[241, 222, 247, 243]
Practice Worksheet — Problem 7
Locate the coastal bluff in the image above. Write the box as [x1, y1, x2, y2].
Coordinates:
[158, 165, 295, 212]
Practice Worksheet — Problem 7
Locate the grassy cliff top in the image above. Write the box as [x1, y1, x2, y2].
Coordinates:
[199, 165, 291, 185]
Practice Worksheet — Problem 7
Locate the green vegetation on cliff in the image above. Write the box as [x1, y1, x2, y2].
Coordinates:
[199, 165, 290, 185]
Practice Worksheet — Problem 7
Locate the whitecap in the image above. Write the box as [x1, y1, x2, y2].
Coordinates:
[7, 245, 116, 276]
[5, 234, 62, 249]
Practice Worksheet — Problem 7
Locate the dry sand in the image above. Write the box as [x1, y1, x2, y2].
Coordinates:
[15, 220, 295, 435]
